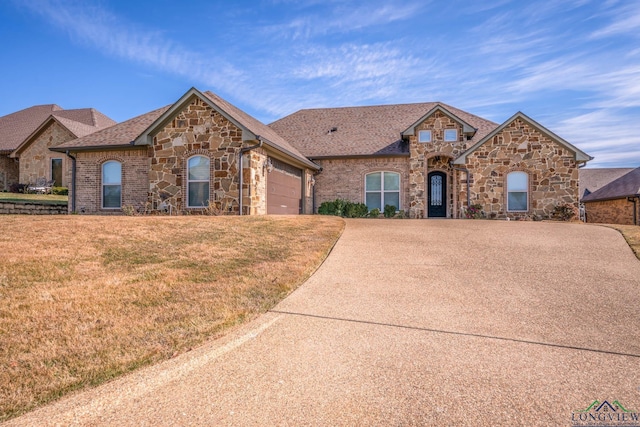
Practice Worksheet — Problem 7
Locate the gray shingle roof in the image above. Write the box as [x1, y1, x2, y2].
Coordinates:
[54, 106, 170, 150]
[579, 168, 635, 199]
[201, 91, 315, 168]
[0, 104, 116, 153]
[581, 167, 640, 202]
[0, 104, 62, 152]
[268, 102, 498, 158]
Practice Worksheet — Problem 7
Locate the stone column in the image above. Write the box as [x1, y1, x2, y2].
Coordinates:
[452, 169, 457, 219]
[424, 159, 428, 219]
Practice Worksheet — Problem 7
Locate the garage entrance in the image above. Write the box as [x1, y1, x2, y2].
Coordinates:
[267, 159, 302, 215]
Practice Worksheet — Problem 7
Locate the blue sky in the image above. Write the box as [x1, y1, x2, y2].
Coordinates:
[1, 0, 639, 168]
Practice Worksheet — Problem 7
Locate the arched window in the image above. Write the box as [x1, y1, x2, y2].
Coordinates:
[102, 161, 122, 209]
[507, 171, 528, 211]
[187, 155, 210, 207]
[365, 172, 400, 211]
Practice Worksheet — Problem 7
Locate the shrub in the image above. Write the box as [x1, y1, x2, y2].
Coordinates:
[369, 208, 380, 217]
[464, 203, 484, 219]
[51, 187, 68, 195]
[552, 203, 578, 221]
[9, 183, 28, 193]
[318, 199, 368, 218]
[383, 204, 396, 218]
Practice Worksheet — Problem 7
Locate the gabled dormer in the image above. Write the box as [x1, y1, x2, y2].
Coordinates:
[401, 104, 478, 145]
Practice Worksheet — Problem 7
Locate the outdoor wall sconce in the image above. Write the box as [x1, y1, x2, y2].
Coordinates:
[310, 177, 316, 186]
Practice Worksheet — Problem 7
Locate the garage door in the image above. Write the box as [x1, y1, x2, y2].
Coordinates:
[267, 159, 302, 215]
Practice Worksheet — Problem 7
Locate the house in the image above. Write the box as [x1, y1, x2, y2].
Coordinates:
[52, 87, 592, 218]
[52, 88, 317, 214]
[578, 168, 635, 199]
[271, 103, 592, 219]
[0, 104, 115, 191]
[582, 167, 640, 225]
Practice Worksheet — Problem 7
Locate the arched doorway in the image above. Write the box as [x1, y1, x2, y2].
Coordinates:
[428, 171, 446, 218]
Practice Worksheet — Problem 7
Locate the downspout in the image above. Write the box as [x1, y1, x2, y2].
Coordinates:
[238, 140, 263, 216]
[450, 162, 470, 215]
[630, 195, 639, 226]
[64, 150, 76, 213]
[312, 167, 323, 214]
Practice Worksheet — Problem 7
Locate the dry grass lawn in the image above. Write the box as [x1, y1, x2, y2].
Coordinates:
[607, 224, 640, 260]
[0, 215, 344, 421]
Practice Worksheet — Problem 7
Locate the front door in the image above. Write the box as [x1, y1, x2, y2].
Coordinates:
[428, 171, 446, 218]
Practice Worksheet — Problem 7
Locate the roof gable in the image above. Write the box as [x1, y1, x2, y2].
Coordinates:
[401, 104, 478, 137]
[134, 87, 317, 169]
[454, 111, 592, 164]
[581, 167, 640, 202]
[0, 104, 62, 152]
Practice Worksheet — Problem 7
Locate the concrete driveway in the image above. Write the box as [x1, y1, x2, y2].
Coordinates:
[8, 220, 640, 426]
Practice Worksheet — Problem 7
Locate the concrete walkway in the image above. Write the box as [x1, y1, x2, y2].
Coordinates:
[7, 220, 640, 426]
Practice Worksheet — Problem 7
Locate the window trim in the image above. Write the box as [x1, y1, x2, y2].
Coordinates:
[101, 160, 122, 210]
[187, 155, 211, 208]
[506, 171, 529, 212]
[418, 130, 432, 143]
[444, 129, 458, 142]
[364, 171, 401, 211]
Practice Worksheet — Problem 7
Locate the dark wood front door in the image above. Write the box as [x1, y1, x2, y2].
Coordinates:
[428, 171, 446, 218]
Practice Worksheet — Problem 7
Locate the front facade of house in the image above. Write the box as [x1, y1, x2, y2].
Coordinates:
[50, 87, 591, 218]
[54, 89, 316, 215]
[0, 105, 115, 191]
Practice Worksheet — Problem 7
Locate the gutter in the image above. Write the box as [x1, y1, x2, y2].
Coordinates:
[64, 150, 77, 213]
[238, 140, 263, 216]
[450, 162, 471, 215]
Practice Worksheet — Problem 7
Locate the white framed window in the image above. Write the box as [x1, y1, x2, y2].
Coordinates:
[365, 171, 400, 211]
[507, 171, 528, 211]
[444, 129, 458, 142]
[102, 160, 122, 209]
[187, 155, 210, 208]
[418, 130, 432, 143]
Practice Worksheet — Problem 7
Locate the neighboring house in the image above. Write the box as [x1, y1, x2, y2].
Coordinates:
[579, 168, 635, 199]
[52, 88, 317, 215]
[0, 104, 115, 190]
[51, 87, 592, 218]
[271, 103, 592, 219]
[582, 167, 640, 225]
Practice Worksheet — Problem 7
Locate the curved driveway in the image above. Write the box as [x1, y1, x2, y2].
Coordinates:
[8, 220, 640, 426]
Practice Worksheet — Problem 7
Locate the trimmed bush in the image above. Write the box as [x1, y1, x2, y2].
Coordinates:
[383, 204, 396, 218]
[52, 187, 68, 196]
[318, 199, 369, 218]
[369, 208, 380, 217]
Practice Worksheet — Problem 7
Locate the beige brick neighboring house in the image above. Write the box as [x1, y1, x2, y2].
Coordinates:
[0, 104, 115, 191]
[53, 88, 317, 215]
[271, 105, 592, 219]
[582, 167, 640, 225]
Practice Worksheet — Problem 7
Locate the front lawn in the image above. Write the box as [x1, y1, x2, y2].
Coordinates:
[0, 215, 344, 421]
[608, 224, 640, 260]
[0, 192, 68, 205]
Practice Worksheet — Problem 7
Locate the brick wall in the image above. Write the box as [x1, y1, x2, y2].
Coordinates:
[312, 157, 410, 212]
[584, 198, 638, 225]
[17, 121, 73, 187]
[0, 154, 19, 191]
[74, 149, 149, 214]
[464, 118, 579, 220]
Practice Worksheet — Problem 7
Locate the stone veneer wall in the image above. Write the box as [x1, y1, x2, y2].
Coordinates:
[312, 157, 409, 212]
[0, 154, 19, 191]
[18, 121, 73, 187]
[243, 148, 268, 215]
[584, 198, 638, 225]
[0, 201, 67, 215]
[408, 111, 468, 218]
[150, 98, 246, 215]
[465, 118, 579, 219]
[74, 149, 149, 214]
